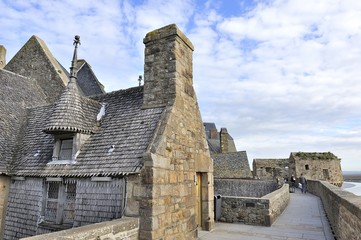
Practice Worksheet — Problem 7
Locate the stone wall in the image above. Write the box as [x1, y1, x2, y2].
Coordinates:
[307, 180, 361, 240]
[252, 158, 289, 180]
[214, 179, 278, 198]
[0, 175, 10, 239]
[139, 24, 214, 240]
[21, 217, 139, 240]
[219, 184, 289, 226]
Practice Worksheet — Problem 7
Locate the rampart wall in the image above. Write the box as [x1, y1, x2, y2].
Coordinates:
[21, 217, 139, 240]
[307, 180, 361, 240]
[218, 184, 289, 226]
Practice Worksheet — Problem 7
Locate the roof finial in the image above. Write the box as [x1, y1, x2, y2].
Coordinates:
[138, 75, 143, 86]
[69, 35, 81, 81]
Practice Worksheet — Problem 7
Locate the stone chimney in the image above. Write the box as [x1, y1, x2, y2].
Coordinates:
[210, 127, 218, 139]
[220, 128, 229, 153]
[142, 24, 194, 108]
[0, 45, 6, 69]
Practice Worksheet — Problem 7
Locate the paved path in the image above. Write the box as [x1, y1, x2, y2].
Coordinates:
[198, 191, 335, 240]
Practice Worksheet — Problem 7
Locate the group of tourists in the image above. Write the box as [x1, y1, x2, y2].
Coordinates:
[289, 173, 307, 193]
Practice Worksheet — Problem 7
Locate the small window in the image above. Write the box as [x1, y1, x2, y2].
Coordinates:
[305, 165, 309, 170]
[59, 139, 73, 160]
[323, 169, 329, 180]
[266, 167, 272, 173]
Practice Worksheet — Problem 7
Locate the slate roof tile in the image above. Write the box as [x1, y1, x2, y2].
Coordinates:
[212, 151, 252, 178]
[15, 86, 164, 177]
[0, 69, 48, 174]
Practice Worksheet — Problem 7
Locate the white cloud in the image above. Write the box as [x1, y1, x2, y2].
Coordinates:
[1, 0, 361, 170]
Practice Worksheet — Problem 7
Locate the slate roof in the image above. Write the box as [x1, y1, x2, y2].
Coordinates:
[0, 69, 48, 174]
[44, 79, 100, 134]
[14, 86, 165, 177]
[212, 151, 252, 179]
[203, 122, 237, 153]
[206, 138, 237, 153]
[76, 59, 105, 96]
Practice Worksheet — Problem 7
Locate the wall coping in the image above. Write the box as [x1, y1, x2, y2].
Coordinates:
[21, 217, 139, 240]
[308, 180, 361, 219]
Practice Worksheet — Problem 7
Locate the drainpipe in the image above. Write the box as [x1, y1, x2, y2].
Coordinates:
[120, 175, 128, 218]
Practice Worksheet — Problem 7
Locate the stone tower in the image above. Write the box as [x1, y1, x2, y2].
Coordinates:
[0, 45, 6, 69]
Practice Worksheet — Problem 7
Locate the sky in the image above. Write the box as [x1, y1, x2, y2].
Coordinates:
[1, 0, 361, 171]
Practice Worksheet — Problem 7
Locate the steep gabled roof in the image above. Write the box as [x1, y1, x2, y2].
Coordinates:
[212, 151, 252, 179]
[76, 59, 105, 96]
[4, 35, 69, 102]
[0, 69, 48, 174]
[14, 86, 165, 177]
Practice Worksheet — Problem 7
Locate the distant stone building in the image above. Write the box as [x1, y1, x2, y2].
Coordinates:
[0, 24, 214, 240]
[204, 123, 252, 179]
[289, 152, 343, 187]
[253, 152, 343, 187]
[252, 158, 289, 180]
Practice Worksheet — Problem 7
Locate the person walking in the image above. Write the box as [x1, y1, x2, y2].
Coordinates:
[299, 173, 307, 193]
[290, 175, 296, 193]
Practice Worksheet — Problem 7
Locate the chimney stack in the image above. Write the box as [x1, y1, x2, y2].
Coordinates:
[220, 128, 229, 153]
[0, 45, 6, 69]
[210, 127, 218, 139]
[142, 24, 194, 109]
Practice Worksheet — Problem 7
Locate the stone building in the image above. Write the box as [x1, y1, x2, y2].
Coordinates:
[253, 152, 343, 187]
[0, 24, 214, 239]
[204, 123, 252, 179]
[289, 152, 343, 187]
[252, 158, 289, 180]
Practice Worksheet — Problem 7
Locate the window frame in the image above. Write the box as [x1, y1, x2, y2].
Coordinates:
[43, 179, 76, 225]
[50, 134, 76, 164]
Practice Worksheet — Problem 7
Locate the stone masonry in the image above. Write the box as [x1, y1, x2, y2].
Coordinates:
[0, 175, 10, 239]
[289, 152, 343, 187]
[139, 24, 214, 239]
[0, 45, 6, 69]
[219, 184, 289, 226]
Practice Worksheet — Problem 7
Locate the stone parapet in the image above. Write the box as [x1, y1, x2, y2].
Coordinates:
[214, 179, 278, 198]
[307, 180, 361, 240]
[21, 217, 139, 240]
[218, 184, 289, 226]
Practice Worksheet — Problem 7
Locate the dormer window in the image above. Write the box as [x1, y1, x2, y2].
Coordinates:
[50, 134, 76, 164]
[49, 133, 90, 164]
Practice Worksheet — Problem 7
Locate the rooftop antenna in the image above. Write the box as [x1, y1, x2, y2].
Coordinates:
[69, 35, 81, 81]
[138, 75, 143, 86]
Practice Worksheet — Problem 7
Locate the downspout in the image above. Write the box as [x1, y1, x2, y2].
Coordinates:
[120, 175, 128, 218]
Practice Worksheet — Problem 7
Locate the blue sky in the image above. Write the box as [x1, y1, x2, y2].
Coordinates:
[1, 0, 361, 171]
